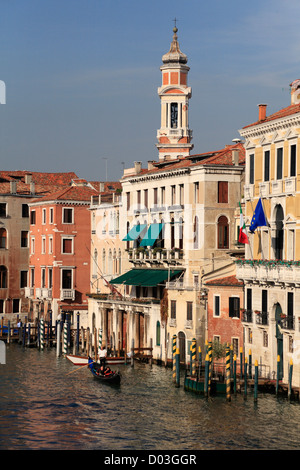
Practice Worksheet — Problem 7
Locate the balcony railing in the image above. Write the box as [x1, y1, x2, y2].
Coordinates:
[255, 311, 269, 326]
[24, 287, 34, 298]
[60, 289, 75, 301]
[127, 248, 184, 265]
[41, 288, 52, 300]
[241, 309, 253, 323]
[236, 259, 300, 285]
[281, 315, 294, 330]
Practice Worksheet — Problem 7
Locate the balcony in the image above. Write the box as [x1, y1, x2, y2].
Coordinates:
[285, 176, 296, 194]
[60, 289, 75, 301]
[255, 311, 269, 326]
[24, 287, 34, 298]
[281, 315, 294, 331]
[241, 309, 253, 323]
[127, 248, 184, 266]
[272, 180, 283, 195]
[41, 288, 52, 300]
[236, 259, 300, 286]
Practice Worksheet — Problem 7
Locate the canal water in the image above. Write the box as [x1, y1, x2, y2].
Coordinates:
[0, 344, 299, 451]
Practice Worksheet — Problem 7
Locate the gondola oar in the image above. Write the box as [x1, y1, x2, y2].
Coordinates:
[66, 361, 93, 376]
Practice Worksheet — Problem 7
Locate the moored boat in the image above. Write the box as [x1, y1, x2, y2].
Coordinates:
[66, 354, 126, 366]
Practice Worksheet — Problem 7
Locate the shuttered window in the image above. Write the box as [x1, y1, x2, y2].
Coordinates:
[218, 181, 228, 203]
[229, 297, 240, 318]
[264, 150, 270, 182]
[277, 148, 283, 180]
[249, 154, 254, 184]
[290, 144, 296, 177]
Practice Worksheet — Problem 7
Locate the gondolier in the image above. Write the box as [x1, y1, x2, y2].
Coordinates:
[98, 345, 107, 367]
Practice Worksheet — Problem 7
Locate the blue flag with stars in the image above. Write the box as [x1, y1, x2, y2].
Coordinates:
[250, 198, 268, 233]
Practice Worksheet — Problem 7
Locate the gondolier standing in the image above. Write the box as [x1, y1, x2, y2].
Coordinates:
[98, 345, 107, 367]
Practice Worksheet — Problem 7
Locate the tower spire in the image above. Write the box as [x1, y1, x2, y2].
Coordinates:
[156, 25, 193, 161]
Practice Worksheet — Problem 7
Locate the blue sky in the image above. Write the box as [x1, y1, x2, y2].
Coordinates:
[1, 0, 300, 182]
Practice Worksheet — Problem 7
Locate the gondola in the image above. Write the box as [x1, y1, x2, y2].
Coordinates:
[66, 353, 126, 366]
[88, 358, 121, 385]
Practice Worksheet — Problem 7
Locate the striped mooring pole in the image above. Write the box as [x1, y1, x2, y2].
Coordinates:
[172, 335, 177, 383]
[204, 354, 210, 397]
[276, 355, 280, 395]
[63, 322, 68, 355]
[288, 359, 293, 400]
[244, 357, 248, 400]
[98, 328, 103, 359]
[233, 353, 237, 395]
[40, 318, 44, 350]
[226, 347, 231, 401]
[175, 348, 180, 388]
[207, 341, 212, 394]
[254, 359, 258, 403]
[198, 346, 202, 377]
[248, 349, 252, 379]
[240, 347, 243, 378]
[191, 338, 196, 377]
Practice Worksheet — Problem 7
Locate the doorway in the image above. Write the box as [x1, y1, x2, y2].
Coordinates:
[178, 331, 186, 364]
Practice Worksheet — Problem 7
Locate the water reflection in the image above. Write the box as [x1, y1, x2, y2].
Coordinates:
[0, 344, 299, 450]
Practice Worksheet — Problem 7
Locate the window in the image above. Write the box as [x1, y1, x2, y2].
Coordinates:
[62, 269, 72, 289]
[171, 102, 178, 128]
[287, 292, 294, 318]
[144, 189, 148, 209]
[218, 216, 229, 249]
[62, 208, 73, 224]
[30, 268, 35, 287]
[153, 188, 158, 206]
[20, 271, 28, 288]
[0, 228, 7, 249]
[137, 190, 141, 207]
[62, 237, 73, 254]
[193, 216, 199, 249]
[171, 185, 176, 205]
[290, 144, 296, 177]
[179, 184, 184, 205]
[42, 236, 46, 254]
[21, 231, 28, 248]
[249, 154, 254, 184]
[49, 207, 54, 224]
[263, 330, 268, 348]
[247, 288, 252, 313]
[42, 208, 46, 224]
[214, 295, 220, 316]
[48, 268, 53, 288]
[229, 297, 240, 318]
[171, 300, 176, 319]
[218, 181, 228, 203]
[0, 300, 4, 313]
[31, 237, 35, 254]
[194, 182, 199, 203]
[276, 148, 283, 180]
[30, 210, 36, 225]
[264, 150, 270, 182]
[262, 289, 268, 314]
[49, 236, 53, 254]
[187, 301, 193, 321]
[22, 204, 29, 218]
[41, 268, 46, 288]
[0, 203, 6, 218]
[161, 187, 165, 205]
[12, 299, 19, 313]
[0, 266, 7, 288]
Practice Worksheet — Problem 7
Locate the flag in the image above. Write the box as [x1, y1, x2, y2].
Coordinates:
[238, 202, 249, 244]
[250, 198, 268, 233]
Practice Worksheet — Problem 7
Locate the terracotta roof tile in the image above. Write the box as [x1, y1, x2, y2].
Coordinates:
[205, 275, 243, 287]
[243, 103, 300, 129]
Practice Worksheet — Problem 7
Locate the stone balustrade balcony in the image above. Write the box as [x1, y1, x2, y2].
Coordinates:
[236, 259, 300, 286]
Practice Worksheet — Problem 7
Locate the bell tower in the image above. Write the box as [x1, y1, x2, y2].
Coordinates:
[156, 25, 193, 161]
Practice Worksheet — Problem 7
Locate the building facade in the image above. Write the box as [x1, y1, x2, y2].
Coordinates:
[236, 82, 300, 387]
[27, 180, 99, 325]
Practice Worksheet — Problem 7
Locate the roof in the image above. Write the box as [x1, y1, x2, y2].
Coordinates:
[0, 171, 78, 196]
[30, 184, 99, 203]
[242, 103, 300, 129]
[205, 275, 243, 287]
[122, 143, 245, 179]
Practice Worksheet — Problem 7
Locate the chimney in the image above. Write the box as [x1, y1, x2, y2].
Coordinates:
[232, 149, 239, 166]
[25, 173, 32, 184]
[99, 182, 105, 192]
[258, 104, 267, 121]
[30, 182, 35, 195]
[148, 161, 156, 170]
[10, 181, 17, 194]
[134, 161, 142, 174]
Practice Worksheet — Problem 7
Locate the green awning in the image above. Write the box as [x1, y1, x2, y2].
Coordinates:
[122, 224, 147, 242]
[139, 223, 164, 247]
[111, 269, 183, 287]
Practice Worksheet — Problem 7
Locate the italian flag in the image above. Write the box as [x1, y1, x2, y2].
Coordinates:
[239, 202, 249, 244]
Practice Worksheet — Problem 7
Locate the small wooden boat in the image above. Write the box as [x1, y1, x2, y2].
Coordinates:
[66, 354, 126, 366]
[88, 358, 121, 385]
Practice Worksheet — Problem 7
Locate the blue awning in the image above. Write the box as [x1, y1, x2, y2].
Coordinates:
[139, 223, 164, 247]
[122, 224, 147, 241]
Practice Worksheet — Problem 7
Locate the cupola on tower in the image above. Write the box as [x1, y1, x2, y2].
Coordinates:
[156, 25, 193, 161]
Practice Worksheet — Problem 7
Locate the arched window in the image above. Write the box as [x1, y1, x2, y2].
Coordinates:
[218, 216, 229, 249]
[108, 249, 113, 275]
[0, 266, 7, 288]
[113, 249, 117, 274]
[93, 248, 98, 277]
[0, 228, 7, 249]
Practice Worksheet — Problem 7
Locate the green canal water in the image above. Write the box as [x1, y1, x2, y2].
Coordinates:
[0, 343, 299, 451]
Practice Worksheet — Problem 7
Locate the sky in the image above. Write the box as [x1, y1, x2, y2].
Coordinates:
[1, 0, 300, 182]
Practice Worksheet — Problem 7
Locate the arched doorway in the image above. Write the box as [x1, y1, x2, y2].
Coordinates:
[274, 302, 284, 379]
[178, 331, 186, 364]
